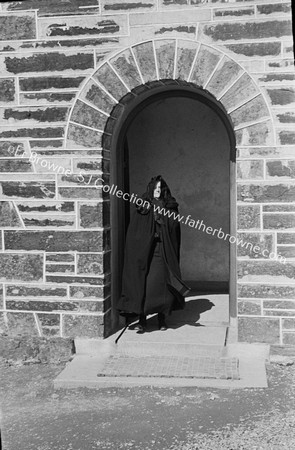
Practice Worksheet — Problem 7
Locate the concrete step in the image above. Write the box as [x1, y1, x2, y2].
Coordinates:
[54, 342, 269, 389]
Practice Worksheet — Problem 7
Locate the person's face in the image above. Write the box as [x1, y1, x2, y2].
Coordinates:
[153, 181, 161, 199]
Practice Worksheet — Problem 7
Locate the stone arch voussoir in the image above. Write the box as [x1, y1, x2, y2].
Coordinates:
[65, 38, 274, 150]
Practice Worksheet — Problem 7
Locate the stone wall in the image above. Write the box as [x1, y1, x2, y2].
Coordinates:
[0, 0, 294, 344]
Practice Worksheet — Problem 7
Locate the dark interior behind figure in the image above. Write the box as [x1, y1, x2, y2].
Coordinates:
[117, 175, 189, 332]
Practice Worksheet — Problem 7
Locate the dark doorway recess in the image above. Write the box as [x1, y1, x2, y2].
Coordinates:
[108, 82, 236, 328]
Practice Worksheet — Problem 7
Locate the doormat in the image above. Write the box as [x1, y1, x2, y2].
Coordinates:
[97, 355, 240, 380]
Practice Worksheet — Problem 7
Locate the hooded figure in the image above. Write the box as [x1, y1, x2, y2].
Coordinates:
[117, 175, 190, 332]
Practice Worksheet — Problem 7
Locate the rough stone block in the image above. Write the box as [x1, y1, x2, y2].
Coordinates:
[175, 39, 197, 80]
[19, 76, 85, 91]
[16, 201, 75, 214]
[3, 52, 94, 75]
[256, 72, 295, 85]
[77, 252, 110, 276]
[0, 201, 22, 227]
[264, 300, 295, 310]
[238, 317, 280, 344]
[80, 80, 116, 115]
[79, 201, 110, 228]
[190, 45, 221, 87]
[46, 264, 75, 274]
[283, 333, 295, 345]
[69, 285, 110, 300]
[67, 123, 103, 149]
[62, 314, 104, 338]
[46, 275, 105, 285]
[278, 233, 295, 245]
[159, 0, 188, 6]
[133, 41, 157, 83]
[0, 178, 56, 200]
[58, 173, 106, 187]
[263, 204, 295, 212]
[6, 284, 68, 299]
[0, 253, 43, 282]
[0, 13, 36, 40]
[263, 214, 295, 230]
[237, 146, 295, 160]
[237, 160, 264, 180]
[200, 20, 292, 43]
[154, 40, 176, 79]
[0, 141, 27, 157]
[207, 56, 243, 98]
[231, 95, 269, 128]
[238, 260, 295, 283]
[7, 299, 73, 312]
[0, 78, 16, 104]
[4, 230, 107, 252]
[223, 42, 281, 58]
[237, 205, 260, 230]
[110, 49, 141, 90]
[94, 64, 128, 101]
[6, 37, 115, 53]
[37, 313, 60, 337]
[5, 312, 39, 336]
[46, 254, 74, 263]
[71, 100, 108, 131]
[213, 7, 255, 20]
[20, 91, 76, 105]
[30, 139, 64, 150]
[275, 111, 295, 125]
[238, 300, 261, 315]
[238, 183, 295, 203]
[257, 3, 291, 17]
[73, 157, 108, 173]
[0, 106, 69, 127]
[279, 130, 295, 145]
[38, 14, 127, 40]
[237, 233, 273, 259]
[58, 187, 104, 200]
[0, 126, 64, 140]
[266, 88, 295, 106]
[277, 247, 295, 258]
[102, 0, 156, 12]
[266, 59, 294, 71]
[220, 73, 259, 111]
[238, 283, 295, 299]
[0, 158, 33, 173]
[266, 160, 295, 179]
[1, 0, 98, 16]
[282, 318, 295, 330]
[130, 24, 196, 41]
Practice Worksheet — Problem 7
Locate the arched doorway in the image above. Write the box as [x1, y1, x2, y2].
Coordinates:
[109, 82, 236, 329]
[66, 38, 273, 339]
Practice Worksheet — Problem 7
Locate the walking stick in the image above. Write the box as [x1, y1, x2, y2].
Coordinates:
[115, 313, 136, 344]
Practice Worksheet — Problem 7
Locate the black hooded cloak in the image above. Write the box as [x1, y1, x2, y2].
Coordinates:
[117, 176, 189, 316]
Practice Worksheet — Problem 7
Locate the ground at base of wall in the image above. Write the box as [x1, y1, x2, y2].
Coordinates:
[1, 358, 295, 450]
[0, 335, 74, 365]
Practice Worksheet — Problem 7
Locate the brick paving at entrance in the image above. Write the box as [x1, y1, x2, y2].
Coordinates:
[97, 355, 240, 380]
